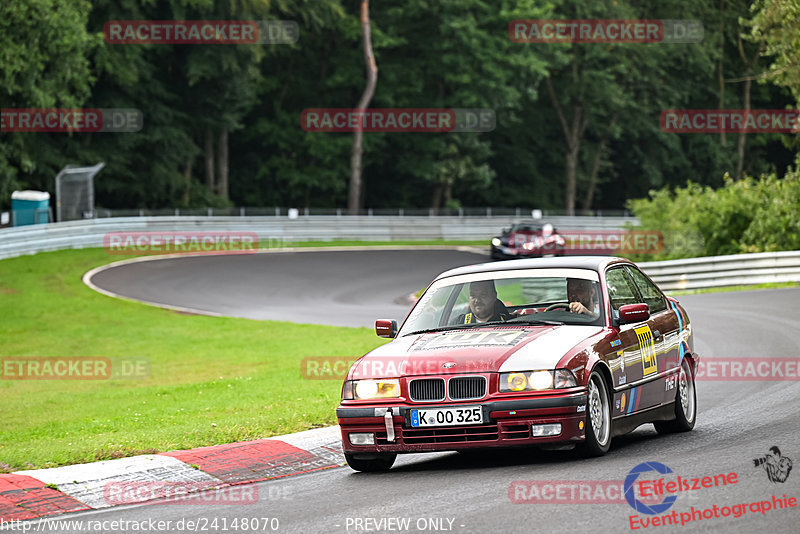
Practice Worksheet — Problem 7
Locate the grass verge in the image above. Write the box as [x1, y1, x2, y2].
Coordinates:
[0, 248, 393, 470]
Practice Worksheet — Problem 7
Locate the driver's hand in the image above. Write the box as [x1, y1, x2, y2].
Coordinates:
[569, 301, 589, 314]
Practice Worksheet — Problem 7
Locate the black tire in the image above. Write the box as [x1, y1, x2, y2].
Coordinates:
[654, 358, 696, 434]
[580, 370, 613, 457]
[344, 452, 397, 472]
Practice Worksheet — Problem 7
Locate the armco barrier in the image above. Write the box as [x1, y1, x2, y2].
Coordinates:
[0, 215, 633, 260]
[1, 217, 798, 292]
[638, 250, 800, 291]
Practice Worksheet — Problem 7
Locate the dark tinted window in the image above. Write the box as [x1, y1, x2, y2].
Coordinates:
[627, 267, 667, 313]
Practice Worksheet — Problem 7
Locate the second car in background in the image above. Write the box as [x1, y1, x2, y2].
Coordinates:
[491, 221, 566, 260]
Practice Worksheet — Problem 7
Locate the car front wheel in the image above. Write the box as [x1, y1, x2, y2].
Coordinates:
[344, 452, 397, 472]
[581, 370, 612, 457]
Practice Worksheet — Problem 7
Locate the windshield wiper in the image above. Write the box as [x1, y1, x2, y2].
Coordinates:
[402, 324, 482, 336]
[402, 318, 561, 337]
[505, 318, 564, 326]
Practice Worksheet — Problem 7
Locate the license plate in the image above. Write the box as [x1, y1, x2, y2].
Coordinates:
[410, 406, 483, 427]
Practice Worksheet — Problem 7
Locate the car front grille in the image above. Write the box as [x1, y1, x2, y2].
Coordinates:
[374, 421, 532, 445]
[448, 376, 486, 400]
[409, 378, 445, 402]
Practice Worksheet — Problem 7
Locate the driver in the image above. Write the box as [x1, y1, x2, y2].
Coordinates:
[456, 280, 511, 324]
[567, 278, 600, 317]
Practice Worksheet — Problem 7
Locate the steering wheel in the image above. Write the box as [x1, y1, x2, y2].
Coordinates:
[544, 302, 570, 312]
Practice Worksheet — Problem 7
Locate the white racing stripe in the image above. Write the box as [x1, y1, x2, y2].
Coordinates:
[498, 326, 602, 371]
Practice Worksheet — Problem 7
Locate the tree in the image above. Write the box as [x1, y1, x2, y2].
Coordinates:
[349, 0, 378, 214]
[0, 0, 96, 208]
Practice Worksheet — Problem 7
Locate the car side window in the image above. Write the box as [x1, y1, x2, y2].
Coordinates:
[605, 268, 639, 312]
[627, 267, 667, 314]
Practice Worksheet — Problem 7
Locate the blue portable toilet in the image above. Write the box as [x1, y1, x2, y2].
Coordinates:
[11, 190, 50, 226]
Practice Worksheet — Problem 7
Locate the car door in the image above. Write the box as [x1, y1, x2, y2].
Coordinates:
[625, 266, 681, 405]
[604, 266, 660, 415]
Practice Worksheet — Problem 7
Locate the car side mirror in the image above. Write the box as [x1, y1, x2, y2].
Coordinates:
[375, 319, 398, 338]
[619, 303, 650, 324]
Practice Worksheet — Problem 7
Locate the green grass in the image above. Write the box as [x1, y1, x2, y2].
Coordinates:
[0, 248, 395, 470]
[667, 281, 800, 296]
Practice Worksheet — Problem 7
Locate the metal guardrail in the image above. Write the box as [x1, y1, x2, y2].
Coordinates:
[0, 215, 634, 260]
[2, 216, 797, 292]
[639, 250, 800, 291]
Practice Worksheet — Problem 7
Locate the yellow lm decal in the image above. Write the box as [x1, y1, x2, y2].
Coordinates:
[635, 325, 657, 376]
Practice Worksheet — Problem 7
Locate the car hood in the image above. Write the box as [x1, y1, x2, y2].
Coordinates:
[350, 325, 603, 379]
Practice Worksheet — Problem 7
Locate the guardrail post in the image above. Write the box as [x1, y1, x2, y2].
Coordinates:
[139, 209, 144, 217]
[458, 208, 463, 218]
[207, 207, 212, 217]
[487, 207, 491, 217]
[175, 208, 179, 216]
[368, 208, 373, 217]
[275, 207, 280, 217]
[399, 208, 403, 216]
[337, 208, 341, 217]
[240, 207, 245, 216]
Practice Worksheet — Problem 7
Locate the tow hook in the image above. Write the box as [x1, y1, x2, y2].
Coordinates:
[385, 408, 395, 442]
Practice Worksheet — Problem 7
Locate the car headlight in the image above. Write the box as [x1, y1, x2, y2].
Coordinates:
[346, 379, 401, 400]
[491, 238, 502, 247]
[499, 369, 577, 392]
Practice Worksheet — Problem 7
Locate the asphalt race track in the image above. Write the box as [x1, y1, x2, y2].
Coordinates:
[77, 250, 800, 533]
[88, 249, 487, 327]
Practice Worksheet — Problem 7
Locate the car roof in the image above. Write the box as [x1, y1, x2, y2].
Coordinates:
[435, 256, 632, 280]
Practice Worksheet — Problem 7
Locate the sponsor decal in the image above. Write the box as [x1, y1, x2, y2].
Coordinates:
[412, 330, 528, 351]
[620, 392, 626, 412]
[635, 326, 657, 376]
[611, 339, 622, 347]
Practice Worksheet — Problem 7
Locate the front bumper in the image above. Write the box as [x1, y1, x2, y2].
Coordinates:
[337, 391, 587, 454]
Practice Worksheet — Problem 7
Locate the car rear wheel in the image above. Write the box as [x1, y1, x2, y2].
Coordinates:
[344, 452, 397, 472]
[580, 370, 612, 457]
[654, 358, 696, 434]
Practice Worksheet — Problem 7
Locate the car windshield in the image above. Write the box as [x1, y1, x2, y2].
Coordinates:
[400, 268, 604, 335]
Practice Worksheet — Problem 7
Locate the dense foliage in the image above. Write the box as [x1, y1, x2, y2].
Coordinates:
[0, 0, 797, 213]
[628, 171, 800, 259]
